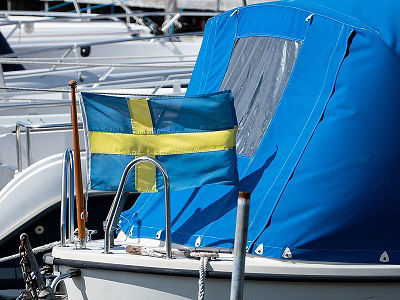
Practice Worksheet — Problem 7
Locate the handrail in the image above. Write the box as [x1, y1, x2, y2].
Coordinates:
[15, 121, 83, 172]
[3, 54, 197, 61]
[0, 58, 195, 69]
[2, 64, 193, 89]
[60, 149, 75, 246]
[104, 156, 171, 259]
[0, 101, 71, 111]
[0, 11, 217, 19]
[0, 84, 184, 96]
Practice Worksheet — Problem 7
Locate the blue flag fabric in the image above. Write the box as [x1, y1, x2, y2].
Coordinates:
[80, 91, 238, 192]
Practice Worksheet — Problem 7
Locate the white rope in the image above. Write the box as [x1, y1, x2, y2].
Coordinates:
[125, 245, 219, 300]
[189, 252, 218, 300]
[198, 256, 208, 300]
[126, 245, 166, 258]
[0, 241, 60, 263]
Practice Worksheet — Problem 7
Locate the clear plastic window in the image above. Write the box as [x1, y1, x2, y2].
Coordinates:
[220, 36, 300, 156]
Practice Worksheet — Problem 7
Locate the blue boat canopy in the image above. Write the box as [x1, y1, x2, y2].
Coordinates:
[119, 0, 400, 264]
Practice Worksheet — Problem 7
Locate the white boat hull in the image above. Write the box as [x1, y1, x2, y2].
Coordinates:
[49, 241, 400, 300]
[57, 266, 400, 300]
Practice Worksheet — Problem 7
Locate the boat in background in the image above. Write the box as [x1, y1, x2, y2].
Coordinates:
[0, 10, 202, 189]
[0, 10, 203, 291]
[0, 8, 213, 62]
[2, 16, 149, 54]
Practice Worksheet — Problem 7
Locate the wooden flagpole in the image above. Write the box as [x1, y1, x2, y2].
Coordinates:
[68, 80, 86, 248]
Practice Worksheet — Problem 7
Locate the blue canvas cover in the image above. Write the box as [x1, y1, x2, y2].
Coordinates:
[119, 0, 400, 264]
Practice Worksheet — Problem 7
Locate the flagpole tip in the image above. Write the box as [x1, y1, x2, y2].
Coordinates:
[68, 80, 77, 87]
[238, 191, 251, 200]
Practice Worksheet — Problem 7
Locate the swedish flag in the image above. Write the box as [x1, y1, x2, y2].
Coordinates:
[81, 91, 238, 192]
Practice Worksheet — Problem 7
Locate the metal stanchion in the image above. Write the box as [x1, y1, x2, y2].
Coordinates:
[230, 191, 251, 300]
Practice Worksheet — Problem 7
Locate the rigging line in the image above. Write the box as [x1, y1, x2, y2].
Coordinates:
[8, 58, 197, 64]
[3, 55, 198, 61]
[0, 59, 195, 68]
[0, 86, 68, 93]
[0, 86, 182, 97]
[0, 10, 217, 19]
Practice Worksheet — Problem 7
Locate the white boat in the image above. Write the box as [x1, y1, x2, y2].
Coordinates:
[48, 238, 400, 300]
[9, 0, 400, 298]
[0, 8, 209, 63]
[0, 13, 202, 189]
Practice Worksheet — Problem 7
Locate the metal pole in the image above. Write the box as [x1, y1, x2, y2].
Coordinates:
[163, 0, 179, 33]
[61, 149, 74, 246]
[230, 191, 251, 300]
[71, 0, 82, 16]
[161, 13, 181, 33]
[0, 64, 5, 87]
[104, 156, 171, 258]
[163, 167, 171, 259]
[104, 191, 128, 248]
[26, 127, 31, 166]
[14, 121, 83, 173]
[16, 123, 22, 172]
[68, 155, 75, 243]
[49, 47, 73, 72]
[68, 80, 86, 248]
[60, 151, 69, 246]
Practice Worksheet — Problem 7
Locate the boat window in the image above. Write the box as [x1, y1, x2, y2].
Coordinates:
[220, 36, 300, 156]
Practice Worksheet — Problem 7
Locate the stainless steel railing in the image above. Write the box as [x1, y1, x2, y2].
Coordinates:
[60, 149, 75, 246]
[104, 156, 172, 258]
[15, 121, 83, 172]
[0, 101, 71, 111]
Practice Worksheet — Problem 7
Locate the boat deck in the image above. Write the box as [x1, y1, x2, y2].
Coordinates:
[50, 239, 400, 280]
[46, 239, 400, 299]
